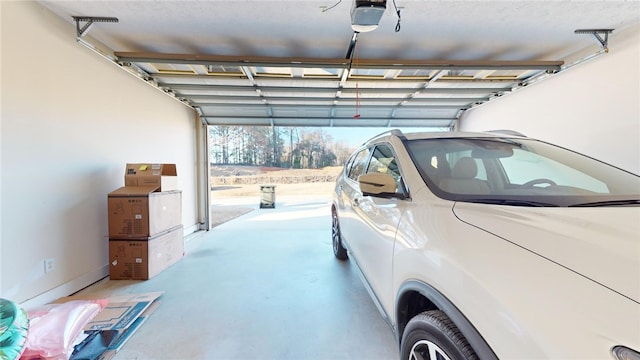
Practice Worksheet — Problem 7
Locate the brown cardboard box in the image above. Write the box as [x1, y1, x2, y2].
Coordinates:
[124, 163, 178, 191]
[109, 226, 184, 280]
[108, 186, 182, 239]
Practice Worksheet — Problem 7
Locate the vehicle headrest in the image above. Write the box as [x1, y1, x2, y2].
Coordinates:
[452, 157, 477, 179]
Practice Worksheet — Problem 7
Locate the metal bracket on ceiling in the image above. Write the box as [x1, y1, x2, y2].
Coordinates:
[345, 32, 359, 67]
[69, 16, 195, 112]
[574, 29, 614, 51]
[72, 16, 119, 38]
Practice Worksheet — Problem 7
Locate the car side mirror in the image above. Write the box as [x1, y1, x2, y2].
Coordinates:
[358, 173, 405, 199]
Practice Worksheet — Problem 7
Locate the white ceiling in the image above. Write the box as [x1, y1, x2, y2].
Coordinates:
[38, 0, 640, 128]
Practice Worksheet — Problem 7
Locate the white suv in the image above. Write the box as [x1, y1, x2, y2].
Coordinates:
[331, 130, 640, 359]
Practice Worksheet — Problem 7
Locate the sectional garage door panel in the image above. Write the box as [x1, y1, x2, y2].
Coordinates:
[111, 52, 565, 128]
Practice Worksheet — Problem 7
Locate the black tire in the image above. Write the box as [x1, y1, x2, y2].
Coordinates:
[332, 210, 348, 260]
[401, 310, 478, 360]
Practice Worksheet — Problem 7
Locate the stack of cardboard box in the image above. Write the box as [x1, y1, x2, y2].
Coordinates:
[107, 164, 183, 280]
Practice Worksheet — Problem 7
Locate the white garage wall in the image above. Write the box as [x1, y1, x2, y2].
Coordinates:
[459, 24, 640, 175]
[1, 2, 200, 305]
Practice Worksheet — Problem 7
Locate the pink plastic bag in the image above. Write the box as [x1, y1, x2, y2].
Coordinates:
[20, 299, 107, 360]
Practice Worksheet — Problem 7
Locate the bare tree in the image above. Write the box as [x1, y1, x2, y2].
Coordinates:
[209, 125, 346, 168]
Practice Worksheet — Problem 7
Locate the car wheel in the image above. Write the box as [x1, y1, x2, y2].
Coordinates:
[332, 210, 348, 260]
[401, 310, 478, 360]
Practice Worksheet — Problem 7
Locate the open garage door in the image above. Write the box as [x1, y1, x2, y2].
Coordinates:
[113, 51, 562, 129]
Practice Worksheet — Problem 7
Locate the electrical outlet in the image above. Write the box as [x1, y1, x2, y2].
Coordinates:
[44, 258, 55, 273]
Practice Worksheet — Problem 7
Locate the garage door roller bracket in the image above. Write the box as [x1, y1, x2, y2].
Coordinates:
[72, 16, 119, 38]
[574, 29, 614, 52]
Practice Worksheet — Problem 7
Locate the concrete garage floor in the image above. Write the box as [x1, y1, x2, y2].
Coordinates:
[83, 190, 398, 359]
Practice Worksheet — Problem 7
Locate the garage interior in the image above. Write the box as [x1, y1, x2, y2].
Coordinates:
[1, 1, 639, 359]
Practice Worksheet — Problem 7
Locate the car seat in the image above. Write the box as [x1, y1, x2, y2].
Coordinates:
[439, 157, 491, 194]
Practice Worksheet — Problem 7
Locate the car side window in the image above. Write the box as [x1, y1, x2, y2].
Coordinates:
[366, 144, 405, 194]
[367, 145, 400, 178]
[347, 148, 371, 181]
[344, 153, 356, 177]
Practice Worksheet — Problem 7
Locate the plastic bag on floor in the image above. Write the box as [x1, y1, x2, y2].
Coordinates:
[20, 299, 107, 360]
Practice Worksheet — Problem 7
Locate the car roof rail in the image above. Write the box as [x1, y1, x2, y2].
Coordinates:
[361, 129, 405, 145]
[487, 129, 527, 137]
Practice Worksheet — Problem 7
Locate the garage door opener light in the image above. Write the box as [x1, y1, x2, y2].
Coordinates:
[351, 0, 387, 33]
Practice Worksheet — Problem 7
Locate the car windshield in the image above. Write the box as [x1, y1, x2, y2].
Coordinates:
[405, 137, 640, 207]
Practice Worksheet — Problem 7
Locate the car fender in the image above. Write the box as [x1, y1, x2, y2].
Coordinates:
[396, 279, 498, 359]
[393, 197, 640, 358]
